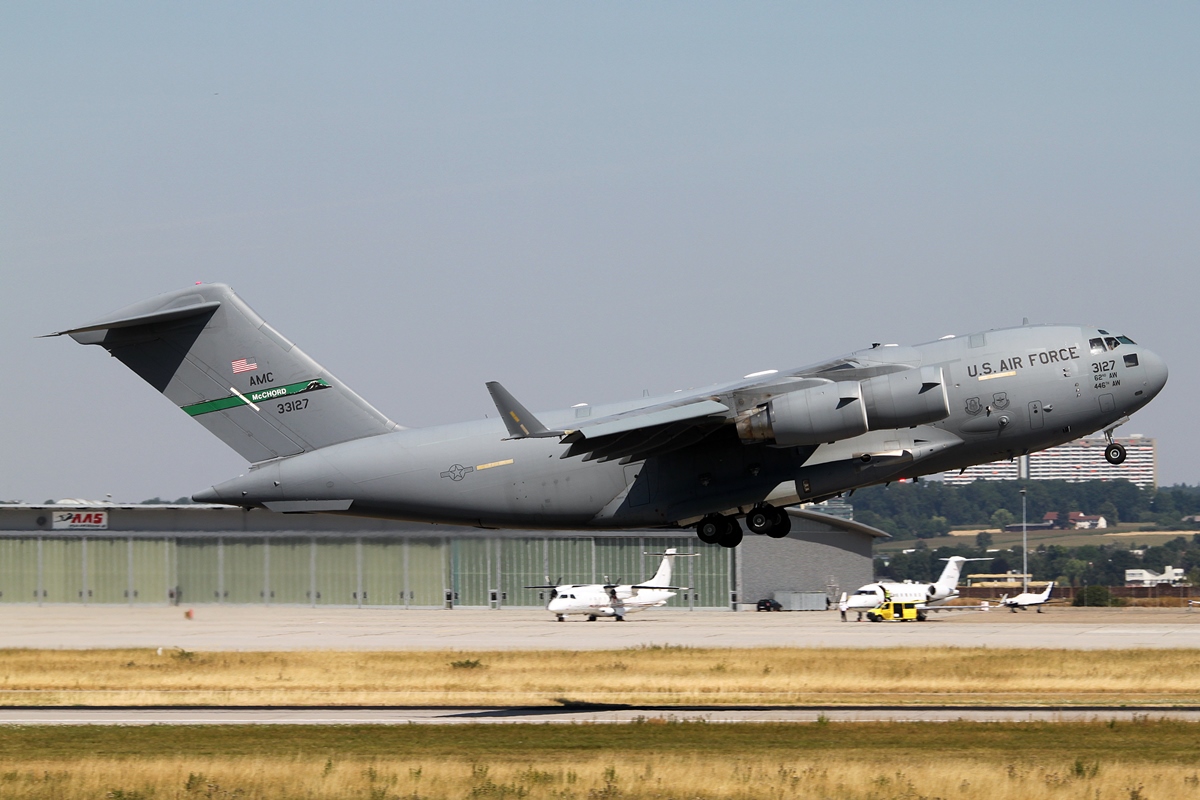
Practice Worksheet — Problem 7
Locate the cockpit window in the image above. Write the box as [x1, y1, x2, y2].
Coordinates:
[1104, 337, 1120, 350]
[1117, 335, 1136, 345]
[1089, 338, 1106, 354]
[1098, 329, 1109, 335]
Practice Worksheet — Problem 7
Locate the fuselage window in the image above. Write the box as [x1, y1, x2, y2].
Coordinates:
[1124, 354, 1139, 368]
[1089, 338, 1106, 354]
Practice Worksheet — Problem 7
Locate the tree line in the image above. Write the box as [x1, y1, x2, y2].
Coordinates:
[878, 534, 1200, 588]
[848, 479, 1199, 540]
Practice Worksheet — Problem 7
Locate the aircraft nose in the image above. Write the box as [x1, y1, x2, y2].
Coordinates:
[1140, 349, 1169, 398]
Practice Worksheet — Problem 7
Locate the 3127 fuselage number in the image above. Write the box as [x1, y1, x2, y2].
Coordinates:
[277, 398, 308, 414]
[1092, 360, 1116, 373]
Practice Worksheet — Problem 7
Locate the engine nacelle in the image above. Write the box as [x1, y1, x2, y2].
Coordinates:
[860, 366, 950, 430]
[738, 381, 868, 447]
[736, 366, 949, 446]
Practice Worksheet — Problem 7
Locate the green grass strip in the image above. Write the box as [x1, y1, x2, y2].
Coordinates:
[5, 721, 1200, 762]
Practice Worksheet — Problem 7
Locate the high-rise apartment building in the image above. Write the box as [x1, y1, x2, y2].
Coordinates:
[942, 435, 1156, 489]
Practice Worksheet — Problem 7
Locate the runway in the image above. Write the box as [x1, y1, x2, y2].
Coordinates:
[1, 605, 1199, 651]
[4, 704, 1199, 725]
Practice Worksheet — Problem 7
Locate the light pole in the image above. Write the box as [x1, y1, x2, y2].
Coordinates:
[1020, 488, 1028, 593]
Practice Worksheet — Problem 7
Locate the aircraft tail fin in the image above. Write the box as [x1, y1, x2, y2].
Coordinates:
[645, 548, 677, 587]
[53, 283, 399, 463]
[1041, 581, 1055, 598]
[935, 556, 967, 593]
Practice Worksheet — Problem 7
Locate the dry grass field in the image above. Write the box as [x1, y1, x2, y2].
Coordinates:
[2, 721, 1198, 799]
[3, 646, 1200, 706]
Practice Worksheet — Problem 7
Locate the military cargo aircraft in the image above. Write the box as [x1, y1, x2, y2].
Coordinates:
[526, 549, 692, 622]
[51, 284, 1168, 547]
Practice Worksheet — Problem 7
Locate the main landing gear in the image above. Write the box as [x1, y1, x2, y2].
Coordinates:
[696, 514, 743, 548]
[745, 504, 792, 539]
[1103, 429, 1127, 465]
[696, 505, 792, 548]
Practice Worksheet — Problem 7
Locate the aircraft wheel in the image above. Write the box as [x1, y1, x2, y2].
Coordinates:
[556, 615, 564, 622]
[917, 612, 927, 622]
[696, 515, 725, 544]
[587, 615, 597, 622]
[745, 506, 774, 535]
[615, 616, 624, 622]
[718, 526, 743, 548]
[766, 509, 791, 538]
[1105, 442, 1127, 465]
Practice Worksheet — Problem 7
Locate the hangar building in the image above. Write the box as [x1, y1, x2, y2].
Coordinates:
[0, 504, 885, 611]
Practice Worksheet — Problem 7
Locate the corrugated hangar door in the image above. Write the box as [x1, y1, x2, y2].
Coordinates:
[177, 538, 220, 603]
[315, 538, 357, 605]
[361, 539, 405, 607]
[0, 539, 39, 603]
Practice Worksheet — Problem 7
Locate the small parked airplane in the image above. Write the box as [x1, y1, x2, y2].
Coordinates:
[999, 581, 1056, 612]
[842, 556, 990, 620]
[527, 549, 692, 622]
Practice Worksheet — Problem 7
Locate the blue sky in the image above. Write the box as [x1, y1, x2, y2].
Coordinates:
[2, 3, 1197, 501]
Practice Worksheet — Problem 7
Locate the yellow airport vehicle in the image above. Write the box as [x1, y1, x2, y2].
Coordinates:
[865, 601, 921, 622]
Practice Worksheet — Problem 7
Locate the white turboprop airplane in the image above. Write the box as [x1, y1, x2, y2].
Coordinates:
[527, 549, 691, 622]
[842, 556, 989, 620]
[999, 581, 1056, 612]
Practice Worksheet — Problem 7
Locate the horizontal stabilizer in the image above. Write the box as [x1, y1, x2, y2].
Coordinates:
[46, 300, 223, 340]
[486, 382, 563, 439]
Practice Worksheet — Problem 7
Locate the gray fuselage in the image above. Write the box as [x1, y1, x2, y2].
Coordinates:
[195, 324, 1167, 529]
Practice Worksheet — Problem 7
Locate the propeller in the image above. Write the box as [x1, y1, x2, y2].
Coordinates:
[523, 576, 564, 600]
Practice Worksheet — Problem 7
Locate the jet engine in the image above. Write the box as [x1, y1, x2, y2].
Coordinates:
[737, 381, 868, 446]
[737, 367, 950, 447]
[860, 366, 950, 430]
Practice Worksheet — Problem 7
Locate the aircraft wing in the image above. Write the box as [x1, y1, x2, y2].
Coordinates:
[497, 342, 925, 463]
[559, 398, 731, 462]
[919, 603, 992, 613]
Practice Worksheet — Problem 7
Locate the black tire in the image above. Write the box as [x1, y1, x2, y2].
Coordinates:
[696, 515, 723, 544]
[1105, 443, 1127, 465]
[719, 526, 744, 548]
[746, 507, 773, 534]
[766, 509, 791, 538]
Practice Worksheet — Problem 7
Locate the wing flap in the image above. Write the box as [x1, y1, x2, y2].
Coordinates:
[563, 399, 728, 443]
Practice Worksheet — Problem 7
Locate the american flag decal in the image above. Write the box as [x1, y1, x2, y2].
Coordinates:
[231, 358, 258, 374]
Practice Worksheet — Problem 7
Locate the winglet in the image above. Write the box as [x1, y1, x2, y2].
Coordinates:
[486, 382, 563, 439]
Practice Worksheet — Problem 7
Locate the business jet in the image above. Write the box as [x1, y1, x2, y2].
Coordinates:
[842, 556, 989, 620]
[527, 549, 692, 621]
[999, 581, 1056, 612]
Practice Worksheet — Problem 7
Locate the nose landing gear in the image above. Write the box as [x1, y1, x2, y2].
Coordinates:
[1103, 429, 1127, 465]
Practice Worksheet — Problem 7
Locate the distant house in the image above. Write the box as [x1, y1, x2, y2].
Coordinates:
[1125, 565, 1186, 586]
[1042, 511, 1108, 530]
